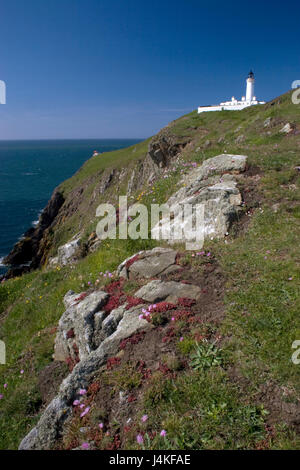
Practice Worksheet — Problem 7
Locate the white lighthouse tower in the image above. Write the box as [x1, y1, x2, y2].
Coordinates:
[246, 70, 255, 102]
[198, 70, 265, 113]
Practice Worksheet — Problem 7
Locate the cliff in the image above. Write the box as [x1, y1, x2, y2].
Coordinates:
[0, 90, 300, 450]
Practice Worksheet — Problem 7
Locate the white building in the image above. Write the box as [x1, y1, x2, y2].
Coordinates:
[198, 71, 265, 114]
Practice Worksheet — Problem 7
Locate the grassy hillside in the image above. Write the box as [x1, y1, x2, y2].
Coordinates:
[0, 90, 299, 449]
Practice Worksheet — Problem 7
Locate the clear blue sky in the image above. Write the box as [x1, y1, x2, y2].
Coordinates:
[0, 0, 299, 139]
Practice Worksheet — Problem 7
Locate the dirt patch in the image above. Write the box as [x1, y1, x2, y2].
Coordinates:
[161, 258, 225, 324]
[232, 166, 264, 236]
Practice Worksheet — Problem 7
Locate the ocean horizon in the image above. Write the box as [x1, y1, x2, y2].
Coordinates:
[0, 138, 142, 275]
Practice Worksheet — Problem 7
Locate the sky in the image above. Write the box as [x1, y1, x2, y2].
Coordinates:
[0, 0, 299, 139]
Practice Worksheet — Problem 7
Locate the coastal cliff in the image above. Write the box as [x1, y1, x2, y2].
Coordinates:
[0, 90, 300, 450]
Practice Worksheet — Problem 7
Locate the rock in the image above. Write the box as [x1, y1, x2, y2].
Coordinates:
[151, 154, 246, 247]
[19, 305, 152, 450]
[280, 123, 293, 134]
[117, 247, 178, 280]
[134, 279, 201, 303]
[56, 237, 81, 266]
[148, 131, 189, 168]
[264, 117, 272, 128]
[235, 134, 245, 144]
[101, 305, 126, 339]
[48, 256, 59, 267]
[54, 290, 109, 361]
[3, 189, 64, 271]
[18, 396, 70, 450]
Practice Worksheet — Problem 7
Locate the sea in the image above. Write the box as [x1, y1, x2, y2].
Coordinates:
[0, 139, 141, 275]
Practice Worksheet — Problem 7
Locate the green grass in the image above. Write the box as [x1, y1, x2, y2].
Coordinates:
[1, 89, 300, 449]
[128, 369, 272, 450]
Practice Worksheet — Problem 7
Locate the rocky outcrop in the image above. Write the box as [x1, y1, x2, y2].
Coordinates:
[3, 189, 64, 274]
[19, 303, 153, 450]
[151, 154, 247, 246]
[48, 237, 82, 267]
[148, 131, 189, 168]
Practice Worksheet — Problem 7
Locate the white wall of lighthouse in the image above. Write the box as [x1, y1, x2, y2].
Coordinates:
[246, 76, 255, 101]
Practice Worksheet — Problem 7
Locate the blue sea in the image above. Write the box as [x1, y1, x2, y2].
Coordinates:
[0, 139, 141, 275]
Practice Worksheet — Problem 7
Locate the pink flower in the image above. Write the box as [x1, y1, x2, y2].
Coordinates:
[288, 277, 293, 281]
[99, 423, 104, 429]
[73, 400, 80, 406]
[139, 314, 144, 320]
[81, 442, 89, 450]
[20, 370, 24, 374]
[179, 337, 184, 342]
[171, 317, 175, 322]
[79, 403, 85, 409]
[136, 434, 144, 444]
[0, 394, 3, 400]
[80, 406, 90, 418]
[160, 429, 167, 437]
[141, 414, 148, 422]
[3, 384, 7, 389]
[79, 389, 87, 395]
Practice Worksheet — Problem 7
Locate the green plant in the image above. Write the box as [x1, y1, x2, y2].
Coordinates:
[190, 341, 223, 370]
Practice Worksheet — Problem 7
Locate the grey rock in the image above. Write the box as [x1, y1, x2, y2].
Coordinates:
[19, 397, 70, 450]
[134, 279, 201, 303]
[264, 117, 272, 128]
[235, 134, 245, 144]
[101, 305, 126, 338]
[54, 237, 81, 266]
[54, 290, 109, 361]
[151, 154, 246, 247]
[19, 305, 152, 450]
[280, 123, 293, 134]
[117, 247, 177, 280]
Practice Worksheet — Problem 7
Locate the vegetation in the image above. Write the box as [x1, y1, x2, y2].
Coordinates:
[0, 90, 300, 449]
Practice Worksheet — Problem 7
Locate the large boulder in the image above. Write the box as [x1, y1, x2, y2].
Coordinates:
[134, 279, 201, 303]
[117, 247, 179, 279]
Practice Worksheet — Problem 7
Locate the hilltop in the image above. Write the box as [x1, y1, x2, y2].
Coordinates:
[0, 90, 299, 450]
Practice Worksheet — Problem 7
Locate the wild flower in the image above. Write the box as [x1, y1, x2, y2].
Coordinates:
[73, 399, 80, 406]
[4, 384, 7, 389]
[79, 388, 87, 395]
[99, 423, 104, 429]
[160, 430, 167, 437]
[180, 337, 184, 342]
[136, 434, 144, 444]
[141, 414, 148, 422]
[81, 442, 89, 450]
[20, 370, 24, 374]
[80, 406, 90, 418]
[0, 394, 3, 400]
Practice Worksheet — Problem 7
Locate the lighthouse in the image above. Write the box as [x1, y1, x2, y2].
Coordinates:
[198, 70, 265, 113]
[246, 70, 255, 102]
